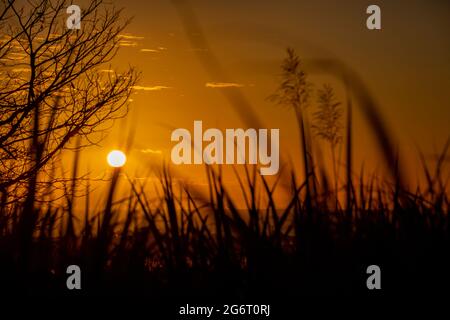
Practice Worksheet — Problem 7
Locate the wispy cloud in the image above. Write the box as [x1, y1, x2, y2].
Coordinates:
[118, 34, 144, 40]
[118, 40, 138, 47]
[140, 47, 167, 53]
[141, 149, 162, 155]
[140, 49, 159, 53]
[116, 34, 144, 47]
[205, 82, 244, 88]
[132, 85, 171, 91]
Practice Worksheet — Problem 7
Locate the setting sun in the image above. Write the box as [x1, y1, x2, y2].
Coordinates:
[107, 150, 127, 168]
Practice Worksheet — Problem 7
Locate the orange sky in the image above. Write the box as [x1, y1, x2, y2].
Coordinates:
[76, 0, 449, 191]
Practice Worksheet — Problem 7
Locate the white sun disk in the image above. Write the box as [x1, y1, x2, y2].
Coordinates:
[107, 150, 126, 168]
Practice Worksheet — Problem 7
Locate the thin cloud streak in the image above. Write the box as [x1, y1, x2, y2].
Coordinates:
[132, 85, 171, 91]
[140, 49, 159, 53]
[118, 34, 144, 40]
[205, 82, 244, 88]
[141, 149, 163, 155]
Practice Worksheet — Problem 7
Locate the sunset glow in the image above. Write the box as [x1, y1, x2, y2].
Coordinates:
[0, 0, 448, 302]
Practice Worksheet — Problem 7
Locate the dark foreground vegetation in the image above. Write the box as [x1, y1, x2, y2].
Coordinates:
[0, 150, 449, 298]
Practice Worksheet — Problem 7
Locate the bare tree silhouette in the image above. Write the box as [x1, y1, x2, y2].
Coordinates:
[0, 0, 138, 197]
